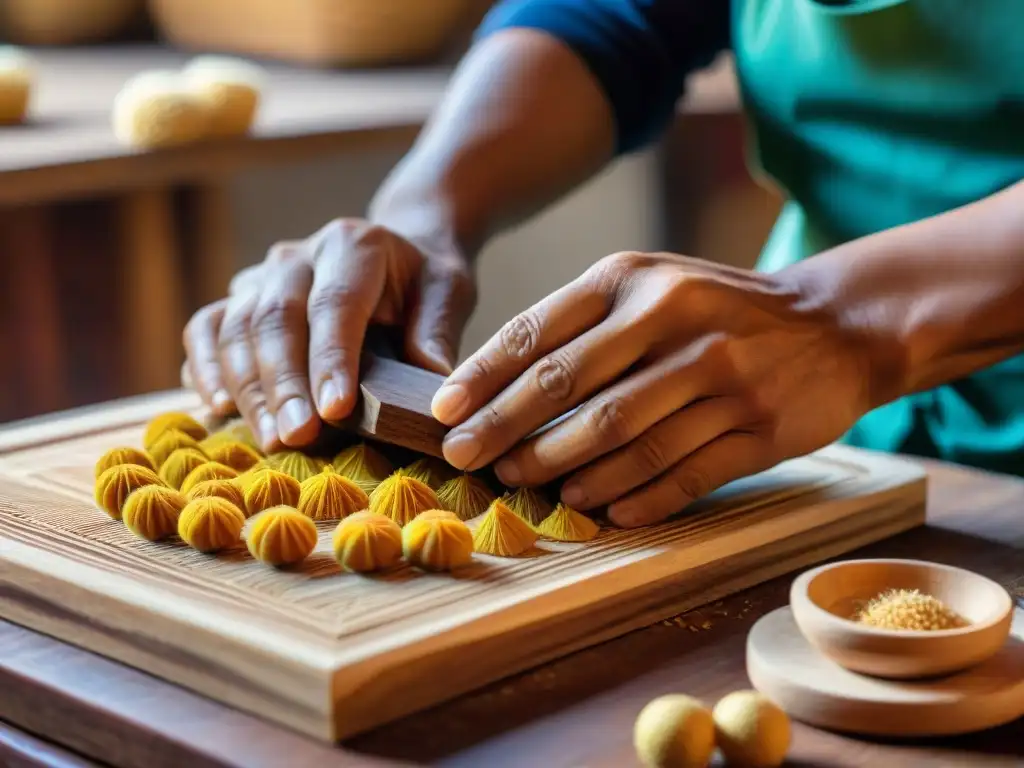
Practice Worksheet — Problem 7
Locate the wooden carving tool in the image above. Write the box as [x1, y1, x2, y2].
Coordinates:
[340, 326, 449, 457]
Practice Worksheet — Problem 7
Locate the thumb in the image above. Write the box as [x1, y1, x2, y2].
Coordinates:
[405, 261, 476, 375]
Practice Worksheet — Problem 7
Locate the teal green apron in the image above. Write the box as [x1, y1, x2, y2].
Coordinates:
[733, 0, 1024, 474]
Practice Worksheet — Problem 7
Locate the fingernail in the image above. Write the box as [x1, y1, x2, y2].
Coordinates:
[278, 398, 313, 441]
[442, 431, 482, 469]
[258, 411, 278, 448]
[432, 384, 469, 423]
[320, 373, 351, 419]
[318, 379, 339, 414]
[495, 458, 521, 485]
[561, 482, 585, 507]
[608, 503, 642, 528]
[211, 389, 232, 412]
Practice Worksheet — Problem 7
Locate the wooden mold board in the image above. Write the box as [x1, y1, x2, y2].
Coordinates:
[0, 391, 928, 741]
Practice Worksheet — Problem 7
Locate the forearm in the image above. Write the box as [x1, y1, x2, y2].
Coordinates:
[368, 28, 615, 259]
[370, 0, 731, 260]
[785, 180, 1024, 407]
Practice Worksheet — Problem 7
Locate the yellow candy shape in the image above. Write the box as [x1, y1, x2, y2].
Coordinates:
[369, 472, 439, 527]
[297, 467, 368, 521]
[246, 506, 318, 566]
[158, 447, 209, 490]
[178, 497, 245, 553]
[267, 451, 328, 483]
[186, 478, 246, 510]
[472, 498, 538, 557]
[179, 461, 238, 496]
[331, 511, 402, 573]
[332, 443, 392, 493]
[148, 429, 204, 468]
[204, 440, 262, 472]
[121, 485, 187, 541]
[535, 503, 600, 542]
[243, 468, 300, 517]
[436, 474, 495, 521]
[402, 457, 457, 490]
[505, 486, 554, 526]
[402, 510, 474, 571]
[94, 464, 164, 520]
[94, 446, 155, 479]
[143, 411, 207, 450]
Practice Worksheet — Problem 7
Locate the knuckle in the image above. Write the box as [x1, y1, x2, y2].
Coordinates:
[670, 465, 714, 503]
[499, 312, 541, 361]
[217, 309, 252, 348]
[601, 250, 644, 272]
[585, 397, 635, 446]
[532, 354, 575, 402]
[587, 251, 647, 301]
[355, 223, 392, 248]
[229, 265, 262, 294]
[307, 286, 351, 319]
[309, 347, 350, 376]
[251, 294, 306, 335]
[469, 353, 494, 381]
[265, 241, 303, 265]
[631, 433, 671, 477]
[271, 369, 308, 398]
[479, 402, 504, 433]
[234, 375, 265, 410]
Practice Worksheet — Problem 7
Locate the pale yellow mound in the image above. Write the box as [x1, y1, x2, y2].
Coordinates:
[855, 588, 968, 631]
[182, 55, 263, 138]
[472, 498, 537, 557]
[633, 694, 715, 768]
[712, 690, 791, 768]
[112, 70, 208, 150]
[0, 47, 33, 124]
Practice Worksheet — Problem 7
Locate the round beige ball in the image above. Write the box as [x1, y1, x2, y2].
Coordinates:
[633, 694, 715, 768]
[112, 70, 208, 150]
[0, 46, 33, 124]
[712, 690, 791, 768]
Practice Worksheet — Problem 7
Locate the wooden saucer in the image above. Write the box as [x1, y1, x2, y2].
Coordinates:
[747, 606, 1024, 737]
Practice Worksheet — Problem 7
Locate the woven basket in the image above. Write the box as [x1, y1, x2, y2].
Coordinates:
[149, 0, 481, 67]
[0, 0, 146, 44]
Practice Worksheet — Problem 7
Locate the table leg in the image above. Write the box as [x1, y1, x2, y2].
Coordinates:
[184, 181, 236, 308]
[117, 188, 186, 395]
[0, 204, 67, 416]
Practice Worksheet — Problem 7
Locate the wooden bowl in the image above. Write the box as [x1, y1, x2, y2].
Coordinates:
[149, 0, 482, 67]
[790, 559, 1013, 679]
[0, 0, 146, 45]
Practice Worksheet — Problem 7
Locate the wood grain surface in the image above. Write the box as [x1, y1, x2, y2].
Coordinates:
[0, 455, 1019, 767]
[0, 391, 926, 742]
[0, 722, 99, 768]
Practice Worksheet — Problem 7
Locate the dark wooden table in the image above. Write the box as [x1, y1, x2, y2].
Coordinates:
[1, 455, 1021, 768]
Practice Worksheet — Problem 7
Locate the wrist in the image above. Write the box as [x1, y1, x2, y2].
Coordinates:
[778, 251, 913, 413]
[368, 150, 495, 267]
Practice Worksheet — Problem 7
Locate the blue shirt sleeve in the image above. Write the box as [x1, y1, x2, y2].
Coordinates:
[475, 0, 732, 155]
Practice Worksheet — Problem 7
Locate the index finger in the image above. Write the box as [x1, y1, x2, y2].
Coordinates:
[431, 275, 610, 426]
[306, 222, 388, 421]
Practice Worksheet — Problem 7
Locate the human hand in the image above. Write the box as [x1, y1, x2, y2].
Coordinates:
[430, 251, 879, 527]
[183, 218, 475, 453]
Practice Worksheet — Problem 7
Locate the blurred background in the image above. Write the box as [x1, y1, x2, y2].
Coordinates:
[0, 0, 782, 424]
